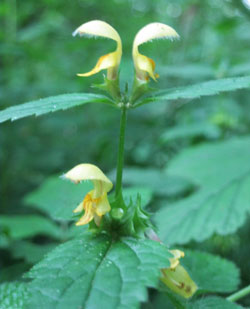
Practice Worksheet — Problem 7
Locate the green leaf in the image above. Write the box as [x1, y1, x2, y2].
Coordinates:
[9, 241, 57, 264]
[0, 282, 29, 309]
[109, 167, 193, 197]
[186, 296, 242, 309]
[0, 93, 114, 123]
[155, 137, 250, 245]
[24, 175, 92, 221]
[182, 250, 240, 293]
[135, 75, 250, 107]
[0, 215, 61, 240]
[26, 233, 171, 309]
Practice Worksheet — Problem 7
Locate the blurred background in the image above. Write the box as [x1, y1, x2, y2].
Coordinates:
[1, 0, 250, 307]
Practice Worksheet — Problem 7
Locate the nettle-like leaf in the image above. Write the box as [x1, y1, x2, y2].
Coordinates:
[0, 281, 29, 309]
[0, 93, 114, 123]
[135, 75, 250, 107]
[0, 215, 61, 240]
[25, 232, 171, 309]
[155, 137, 250, 245]
[182, 250, 240, 293]
[186, 296, 242, 309]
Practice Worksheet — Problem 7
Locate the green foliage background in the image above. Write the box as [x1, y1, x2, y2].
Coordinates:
[1, 0, 250, 308]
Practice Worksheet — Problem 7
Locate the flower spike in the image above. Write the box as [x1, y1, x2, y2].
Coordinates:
[64, 164, 113, 226]
[73, 20, 122, 80]
[132, 23, 179, 81]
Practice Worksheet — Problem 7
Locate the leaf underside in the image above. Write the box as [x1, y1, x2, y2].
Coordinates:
[136, 75, 250, 107]
[155, 137, 250, 245]
[0, 282, 29, 309]
[0, 93, 113, 123]
[26, 233, 171, 309]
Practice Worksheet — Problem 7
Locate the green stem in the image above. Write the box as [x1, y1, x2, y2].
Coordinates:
[227, 285, 250, 302]
[115, 105, 127, 197]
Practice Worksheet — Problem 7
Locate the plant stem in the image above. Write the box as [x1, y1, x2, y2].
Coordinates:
[115, 105, 127, 197]
[227, 285, 250, 302]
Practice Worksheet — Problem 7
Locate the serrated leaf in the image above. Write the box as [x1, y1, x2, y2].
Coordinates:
[0, 93, 114, 123]
[0, 215, 61, 240]
[26, 233, 171, 309]
[0, 282, 29, 309]
[109, 167, 193, 197]
[186, 296, 242, 309]
[24, 176, 92, 221]
[182, 250, 240, 293]
[155, 137, 250, 245]
[135, 75, 250, 107]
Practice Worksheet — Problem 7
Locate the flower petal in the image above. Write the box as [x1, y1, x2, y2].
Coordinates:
[169, 249, 185, 269]
[75, 201, 94, 226]
[64, 164, 113, 193]
[95, 193, 111, 216]
[73, 20, 122, 79]
[77, 52, 118, 77]
[133, 22, 179, 81]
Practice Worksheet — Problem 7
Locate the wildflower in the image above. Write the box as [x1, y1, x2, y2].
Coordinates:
[64, 164, 113, 226]
[132, 23, 179, 81]
[73, 20, 122, 80]
[161, 249, 198, 298]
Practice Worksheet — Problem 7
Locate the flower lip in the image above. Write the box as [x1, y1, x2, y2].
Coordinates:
[63, 163, 113, 193]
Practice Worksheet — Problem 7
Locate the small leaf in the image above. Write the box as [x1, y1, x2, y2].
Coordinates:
[26, 232, 171, 309]
[135, 75, 250, 107]
[155, 137, 250, 245]
[24, 176, 92, 221]
[0, 93, 114, 123]
[0, 282, 29, 309]
[182, 250, 240, 293]
[0, 215, 61, 240]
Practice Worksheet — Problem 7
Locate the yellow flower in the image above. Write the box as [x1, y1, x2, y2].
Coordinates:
[132, 23, 179, 81]
[73, 20, 122, 80]
[64, 164, 113, 226]
[161, 249, 198, 298]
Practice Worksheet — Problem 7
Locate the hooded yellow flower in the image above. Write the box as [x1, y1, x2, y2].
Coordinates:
[73, 20, 122, 80]
[161, 249, 198, 298]
[64, 164, 113, 226]
[132, 23, 179, 81]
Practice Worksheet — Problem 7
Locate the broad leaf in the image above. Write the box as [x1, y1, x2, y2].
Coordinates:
[155, 137, 250, 245]
[26, 232, 171, 309]
[0, 93, 114, 123]
[0, 215, 61, 240]
[135, 75, 250, 107]
[0, 282, 29, 309]
[182, 250, 240, 293]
